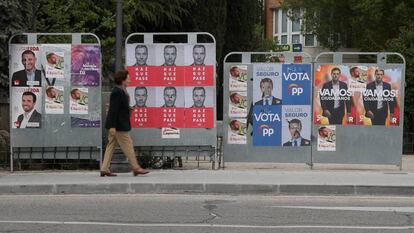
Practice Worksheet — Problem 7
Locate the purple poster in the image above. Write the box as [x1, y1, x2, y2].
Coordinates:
[71, 45, 100, 86]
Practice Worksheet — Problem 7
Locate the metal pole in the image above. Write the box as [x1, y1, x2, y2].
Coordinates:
[115, 0, 123, 72]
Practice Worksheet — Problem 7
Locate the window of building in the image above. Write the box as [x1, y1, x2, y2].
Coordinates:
[273, 8, 317, 47]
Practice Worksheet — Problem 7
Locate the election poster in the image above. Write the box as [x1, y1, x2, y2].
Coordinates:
[41, 44, 69, 79]
[314, 64, 401, 126]
[127, 86, 157, 128]
[252, 63, 312, 146]
[184, 86, 214, 128]
[227, 118, 247, 144]
[156, 86, 185, 128]
[9, 44, 42, 87]
[229, 65, 248, 91]
[71, 45, 100, 86]
[45, 86, 64, 114]
[71, 114, 101, 128]
[229, 91, 248, 118]
[11, 87, 42, 129]
[69, 87, 88, 114]
[317, 125, 336, 151]
[281, 105, 311, 147]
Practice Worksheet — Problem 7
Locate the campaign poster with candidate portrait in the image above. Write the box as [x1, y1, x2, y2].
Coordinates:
[229, 91, 248, 118]
[317, 125, 336, 151]
[227, 118, 247, 144]
[11, 87, 42, 129]
[313, 65, 353, 125]
[282, 64, 312, 105]
[45, 86, 64, 114]
[281, 105, 311, 147]
[184, 86, 214, 128]
[155, 86, 185, 128]
[9, 44, 42, 87]
[229, 65, 248, 91]
[69, 87, 88, 115]
[71, 45, 100, 86]
[41, 44, 70, 79]
[127, 86, 157, 128]
[183, 44, 215, 86]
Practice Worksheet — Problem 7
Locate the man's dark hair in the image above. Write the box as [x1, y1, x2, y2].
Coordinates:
[260, 78, 273, 88]
[22, 50, 35, 58]
[135, 86, 147, 94]
[193, 44, 205, 51]
[164, 86, 176, 93]
[46, 86, 55, 94]
[46, 52, 55, 60]
[164, 45, 176, 52]
[135, 44, 148, 52]
[114, 70, 129, 85]
[375, 69, 385, 75]
[192, 86, 205, 94]
[350, 67, 358, 75]
[22, 91, 36, 103]
[288, 118, 302, 129]
[230, 66, 239, 72]
[331, 67, 341, 74]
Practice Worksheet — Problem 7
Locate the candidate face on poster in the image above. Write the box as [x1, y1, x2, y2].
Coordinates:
[317, 125, 336, 151]
[10, 45, 42, 87]
[183, 44, 215, 66]
[70, 87, 88, 114]
[183, 86, 213, 108]
[155, 86, 185, 108]
[154, 44, 184, 66]
[229, 65, 248, 91]
[227, 118, 247, 144]
[127, 86, 156, 107]
[253, 63, 282, 106]
[45, 86, 64, 114]
[229, 91, 248, 118]
[281, 105, 311, 147]
[11, 87, 42, 128]
[126, 44, 156, 66]
[314, 64, 401, 126]
[71, 45, 100, 86]
[41, 44, 70, 79]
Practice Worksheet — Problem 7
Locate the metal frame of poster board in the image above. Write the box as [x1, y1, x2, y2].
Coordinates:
[8, 33, 102, 172]
[124, 33, 217, 164]
[222, 52, 313, 164]
[312, 52, 405, 167]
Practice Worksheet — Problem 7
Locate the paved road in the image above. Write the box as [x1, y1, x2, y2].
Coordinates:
[1, 194, 414, 232]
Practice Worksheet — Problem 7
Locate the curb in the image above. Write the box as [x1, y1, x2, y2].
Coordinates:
[1, 183, 414, 196]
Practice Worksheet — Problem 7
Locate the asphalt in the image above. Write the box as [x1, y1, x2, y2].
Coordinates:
[1, 155, 414, 196]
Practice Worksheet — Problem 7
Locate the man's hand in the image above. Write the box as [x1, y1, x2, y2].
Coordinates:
[366, 111, 374, 119]
[323, 110, 331, 118]
[109, 128, 116, 136]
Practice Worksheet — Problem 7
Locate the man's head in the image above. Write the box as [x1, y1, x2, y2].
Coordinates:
[163, 86, 177, 107]
[318, 126, 329, 138]
[331, 67, 341, 83]
[350, 67, 360, 78]
[163, 45, 177, 66]
[134, 86, 148, 107]
[21, 91, 36, 113]
[230, 93, 242, 104]
[71, 88, 81, 100]
[192, 44, 206, 65]
[46, 86, 56, 99]
[375, 69, 385, 84]
[230, 66, 240, 78]
[135, 45, 148, 65]
[288, 119, 302, 139]
[192, 87, 206, 107]
[21, 50, 37, 72]
[230, 120, 241, 131]
[46, 52, 57, 65]
[260, 78, 273, 98]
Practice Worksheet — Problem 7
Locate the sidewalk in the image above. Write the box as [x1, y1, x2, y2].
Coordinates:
[0, 155, 414, 196]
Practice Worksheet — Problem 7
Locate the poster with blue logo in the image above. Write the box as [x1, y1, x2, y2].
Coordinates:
[282, 64, 312, 105]
[252, 63, 312, 147]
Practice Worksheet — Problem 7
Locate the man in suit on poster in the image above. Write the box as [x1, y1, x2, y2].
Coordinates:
[283, 119, 310, 147]
[15, 91, 41, 128]
[11, 50, 42, 87]
[363, 69, 395, 125]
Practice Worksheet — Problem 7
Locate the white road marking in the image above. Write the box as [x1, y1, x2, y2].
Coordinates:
[272, 206, 414, 212]
[0, 220, 413, 229]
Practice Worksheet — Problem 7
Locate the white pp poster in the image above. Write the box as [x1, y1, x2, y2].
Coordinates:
[228, 91, 248, 118]
[317, 125, 336, 151]
[227, 118, 247, 144]
[69, 87, 88, 114]
[9, 44, 42, 87]
[229, 65, 248, 91]
[41, 44, 70, 79]
[45, 86, 64, 114]
[281, 105, 311, 147]
[11, 87, 42, 128]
